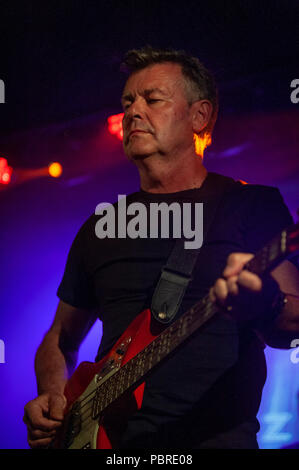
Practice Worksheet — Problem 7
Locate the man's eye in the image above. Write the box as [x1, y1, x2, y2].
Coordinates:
[147, 99, 160, 104]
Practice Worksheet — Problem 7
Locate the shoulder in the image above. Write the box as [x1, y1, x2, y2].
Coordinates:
[233, 182, 292, 218]
[230, 181, 294, 229]
[235, 182, 283, 198]
[233, 183, 294, 252]
[208, 172, 286, 205]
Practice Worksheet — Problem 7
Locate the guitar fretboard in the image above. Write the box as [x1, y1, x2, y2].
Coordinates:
[91, 223, 298, 419]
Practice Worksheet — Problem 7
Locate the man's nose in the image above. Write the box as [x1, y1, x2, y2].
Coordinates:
[125, 98, 145, 121]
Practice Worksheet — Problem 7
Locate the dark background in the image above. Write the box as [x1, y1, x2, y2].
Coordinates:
[0, 0, 298, 449]
[0, 0, 298, 135]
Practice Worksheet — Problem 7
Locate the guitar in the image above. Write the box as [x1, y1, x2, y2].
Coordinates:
[54, 221, 299, 449]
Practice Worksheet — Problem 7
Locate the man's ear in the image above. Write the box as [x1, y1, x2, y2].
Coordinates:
[191, 100, 213, 134]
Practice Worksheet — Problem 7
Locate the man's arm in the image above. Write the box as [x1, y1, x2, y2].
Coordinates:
[258, 260, 299, 348]
[210, 253, 299, 348]
[23, 300, 98, 448]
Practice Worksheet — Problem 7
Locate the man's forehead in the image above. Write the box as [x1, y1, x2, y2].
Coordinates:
[122, 62, 184, 97]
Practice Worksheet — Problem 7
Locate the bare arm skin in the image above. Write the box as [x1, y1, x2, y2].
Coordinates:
[23, 300, 98, 448]
[210, 254, 299, 348]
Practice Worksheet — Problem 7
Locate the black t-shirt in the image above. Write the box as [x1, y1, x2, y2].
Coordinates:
[57, 172, 295, 447]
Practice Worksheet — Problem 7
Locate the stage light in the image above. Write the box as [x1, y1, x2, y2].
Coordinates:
[0, 157, 13, 185]
[48, 162, 63, 178]
[194, 134, 211, 157]
[107, 113, 124, 141]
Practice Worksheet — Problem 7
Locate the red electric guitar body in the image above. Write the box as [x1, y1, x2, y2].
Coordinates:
[54, 221, 299, 449]
[57, 307, 161, 449]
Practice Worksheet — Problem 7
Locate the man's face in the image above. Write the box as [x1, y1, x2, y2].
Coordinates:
[121, 63, 195, 161]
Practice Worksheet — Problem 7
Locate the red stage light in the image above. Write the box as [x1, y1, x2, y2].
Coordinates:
[48, 162, 63, 178]
[0, 157, 13, 185]
[107, 113, 124, 141]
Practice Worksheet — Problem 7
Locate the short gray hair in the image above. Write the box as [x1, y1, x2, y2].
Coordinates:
[121, 46, 218, 143]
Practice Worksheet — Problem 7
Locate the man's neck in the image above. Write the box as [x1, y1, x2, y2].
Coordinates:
[137, 154, 208, 194]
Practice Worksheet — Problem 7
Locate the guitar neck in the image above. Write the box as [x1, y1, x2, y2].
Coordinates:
[244, 228, 288, 276]
[92, 222, 299, 419]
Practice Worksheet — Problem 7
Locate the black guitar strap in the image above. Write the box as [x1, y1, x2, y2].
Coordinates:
[151, 173, 242, 324]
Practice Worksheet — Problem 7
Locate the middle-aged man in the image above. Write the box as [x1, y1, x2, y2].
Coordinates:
[23, 46, 299, 449]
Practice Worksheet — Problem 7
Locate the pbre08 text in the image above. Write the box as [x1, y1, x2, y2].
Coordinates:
[150, 455, 192, 465]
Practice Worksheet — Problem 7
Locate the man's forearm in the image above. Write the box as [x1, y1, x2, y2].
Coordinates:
[258, 294, 299, 349]
[34, 330, 78, 395]
[258, 259, 299, 348]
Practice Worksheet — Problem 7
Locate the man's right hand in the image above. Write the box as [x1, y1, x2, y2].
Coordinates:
[23, 392, 67, 448]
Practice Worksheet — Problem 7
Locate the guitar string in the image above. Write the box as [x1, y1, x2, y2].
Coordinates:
[77, 335, 182, 428]
[75, 320, 188, 422]
[72, 298, 213, 430]
[74, 309, 195, 410]
[66, 283, 248, 435]
[76, 332, 172, 409]
[73, 241, 272, 416]
[72, 286, 251, 432]
[69, 232, 283, 418]
[74, 272, 273, 432]
[71, 293, 298, 443]
[70, 342, 168, 426]
[74, 297, 207, 413]
[72, 269, 287, 432]
[63, 231, 293, 439]
[76, 295, 213, 421]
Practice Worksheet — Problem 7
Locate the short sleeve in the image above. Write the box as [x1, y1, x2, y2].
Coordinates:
[57, 220, 97, 310]
[241, 185, 294, 254]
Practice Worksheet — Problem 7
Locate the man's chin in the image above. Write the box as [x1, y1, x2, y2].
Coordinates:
[124, 147, 155, 161]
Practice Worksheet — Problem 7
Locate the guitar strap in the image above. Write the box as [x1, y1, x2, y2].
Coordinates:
[151, 173, 242, 324]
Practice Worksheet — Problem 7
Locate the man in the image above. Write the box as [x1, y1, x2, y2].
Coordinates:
[23, 46, 299, 448]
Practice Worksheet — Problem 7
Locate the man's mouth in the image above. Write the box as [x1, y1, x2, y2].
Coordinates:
[129, 130, 148, 138]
